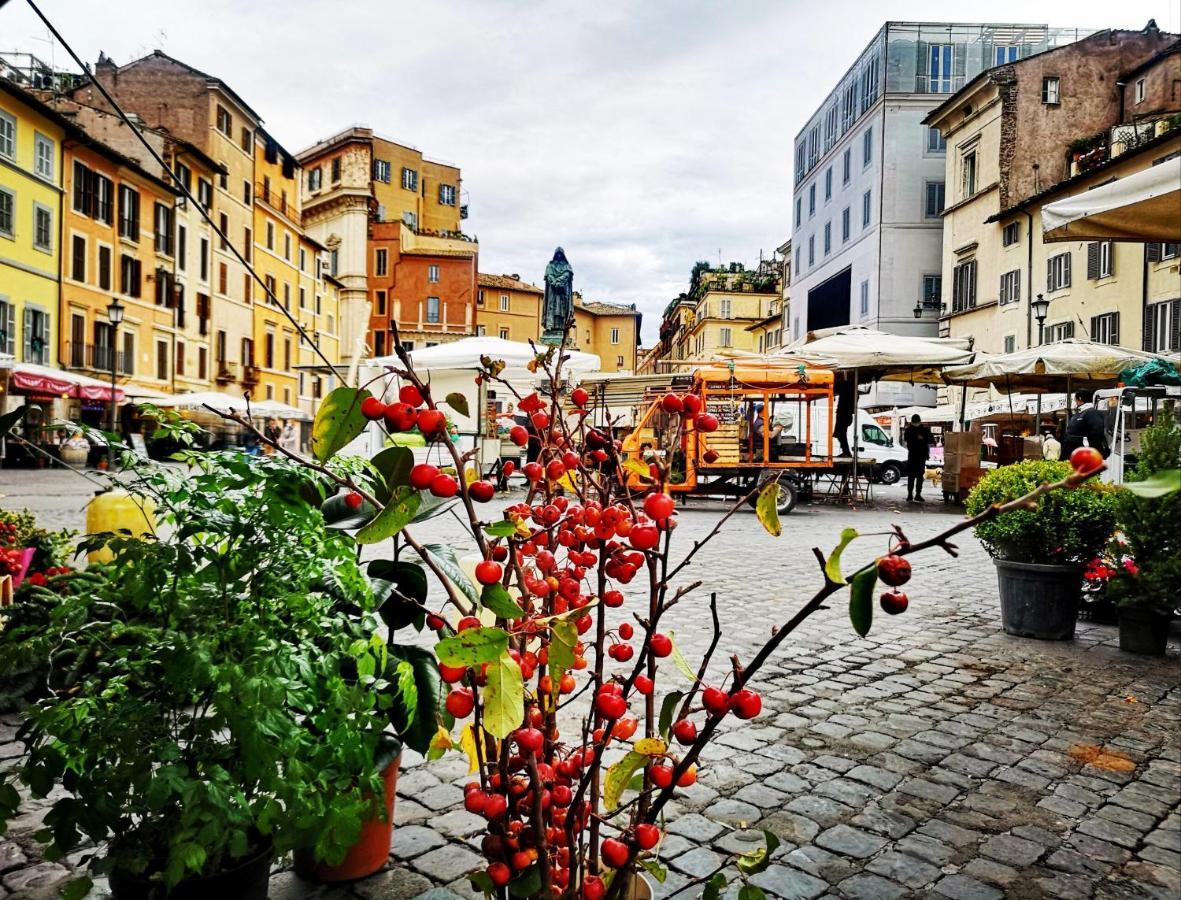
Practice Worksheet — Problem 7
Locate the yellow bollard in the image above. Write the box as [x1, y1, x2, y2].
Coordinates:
[85, 490, 157, 564]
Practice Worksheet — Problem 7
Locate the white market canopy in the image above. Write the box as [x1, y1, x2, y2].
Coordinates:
[371, 336, 601, 379]
[779, 325, 975, 382]
[155, 391, 308, 420]
[942, 338, 1176, 391]
[1042, 159, 1181, 243]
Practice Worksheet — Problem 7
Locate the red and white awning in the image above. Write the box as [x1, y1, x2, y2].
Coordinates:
[9, 363, 125, 402]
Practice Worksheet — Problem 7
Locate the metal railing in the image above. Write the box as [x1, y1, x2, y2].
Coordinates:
[255, 183, 298, 221]
[64, 342, 132, 375]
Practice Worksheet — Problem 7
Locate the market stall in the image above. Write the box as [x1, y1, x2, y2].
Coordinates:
[1042, 160, 1181, 243]
[1, 364, 125, 467]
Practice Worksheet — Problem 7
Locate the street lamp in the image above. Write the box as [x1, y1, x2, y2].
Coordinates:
[1031, 293, 1050, 345]
[106, 298, 124, 468]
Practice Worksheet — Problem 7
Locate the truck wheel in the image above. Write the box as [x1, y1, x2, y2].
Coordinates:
[748, 479, 798, 515]
[877, 462, 903, 486]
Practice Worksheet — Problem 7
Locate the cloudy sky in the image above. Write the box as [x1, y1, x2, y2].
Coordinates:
[4, 0, 1177, 341]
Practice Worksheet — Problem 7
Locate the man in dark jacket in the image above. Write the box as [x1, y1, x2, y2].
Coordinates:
[903, 414, 932, 503]
[1061, 390, 1109, 460]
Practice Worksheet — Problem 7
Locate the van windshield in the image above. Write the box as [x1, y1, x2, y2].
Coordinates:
[861, 424, 891, 446]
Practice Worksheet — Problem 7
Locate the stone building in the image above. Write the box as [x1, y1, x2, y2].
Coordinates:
[475, 274, 544, 343]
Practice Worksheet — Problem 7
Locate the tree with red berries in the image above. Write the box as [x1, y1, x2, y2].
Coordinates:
[212, 328, 1106, 900]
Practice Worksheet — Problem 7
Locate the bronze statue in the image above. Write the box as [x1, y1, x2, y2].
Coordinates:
[541, 247, 574, 345]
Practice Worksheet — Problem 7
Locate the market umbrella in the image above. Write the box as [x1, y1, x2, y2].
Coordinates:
[941, 339, 1174, 392]
[372, 336, 602, 380]
[1042, 159, 1181, 243]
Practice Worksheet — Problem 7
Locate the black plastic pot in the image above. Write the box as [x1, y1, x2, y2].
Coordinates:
[994, 559, 1082, 640]
[109, 841, 272, 900]
[1118, 606, 1170, 656]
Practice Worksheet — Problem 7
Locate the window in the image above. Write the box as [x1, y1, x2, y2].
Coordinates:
[217, 105, 232, 136]
[952, 259, 977, 312]
[859, 280, 869, 318]
[299, 286, 306, 309]
[428, 264, 440, 283]
[795, 246, 801, 274]
[373, 159, 391, 183]
[331, 158, 341, 183]
[23, 306, 50, 364]
[499, 328, 510, 340]
[1047, 321, 1074, 343]
[823, 222, 831, 255]
[794, 198, 802, 227]
[243, 180, 251, 205]
[927, 126, 946, 153]
[928, 44, 954, 93]
[842, 148, 851, 184]
[71, 234, 86, 282]
[330, 249, 339, 276]
[961, 151, 977, 198]
[218, 213, 228, 249]
[1042, 76, 1060, 105]
[174, 340, 185, 377]
[283, 233, 291, 261]
[1087, 241, 1114, 279]
[403, 211, 417, 229]
[218, 167, 228, 190]
[610, 328, 620, 344]
[719, 327, 732, 348]
[244, 227, 252, 263]
[1135, 78, 1146, 104]
[499, 294, 509, 311]
[33, 204, 52, 251]
[242, 337, 255, 367]
[841, 207, 850, 242]
[174, 161, 192, 193]
[1090, 312, 1119, 345]
[308, 167, 322, 191]
[154, 203, 174, 254]
[1151, 242, 1181, 261]
[34, 132, 54, 180]
[924, 181, 945, 218]
[824, 168, 832, 201]
[862, 190, 872, 227]
[1046, 252, 1071, 291]
[199, 238, 209, 280]
[0, 111, 14, 159]
[808, 184, 816, 216]
[376, 290, 387, 316]
[999, 269, 1021, 305]
[995, 45, 1019, 65]
[0, 187, 12, 237]
[265, 221, 274, 250]
[921, 274, 942, 309]
[720, 299, 732, 318]
[218, 262, 228, 294]
[283, 282, 291, 309]
[98, 245, 112, 290]
[860, 53, 879, 112]
[197, 346, 208, 380]
[240, 127, 252, 153]
[118, 186, 140, 240]
[374, 248, 388, 276]
[95, 175, 113, 224]
[402, 168, 418, 190]
[0, 298, 12, 355]
[862, 128, 873, 167]
[177, 225, 187, 271]
[426, 296, 440, 323]
[244, 274, 252, 303]
[120, 253, 141, 297]
[1003, 335, 1016, 354]
[154, 340, 167, 380]
[264, 331, 275, 368]
[1002, 222, 1019, 247]
[119, 331, 134, 374]
[617, 356, 625, 367]
[1144, 299, 1180, 352]
[439, 184, 456, 206]
[808, 235, 814, 265]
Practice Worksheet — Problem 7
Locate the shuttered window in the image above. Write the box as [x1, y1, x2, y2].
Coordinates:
[952, 259, 977, 312]
[1046, 252, 1071, 291]
[1087, 242, 1114, 279]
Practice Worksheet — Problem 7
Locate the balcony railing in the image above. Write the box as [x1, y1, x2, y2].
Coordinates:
[255, 184, 298, 221]
[215, 361, 240, 383]
[64, 342, 132, 375]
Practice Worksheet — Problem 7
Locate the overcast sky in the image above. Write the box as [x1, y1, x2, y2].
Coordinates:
[3, 0, 1177, 341]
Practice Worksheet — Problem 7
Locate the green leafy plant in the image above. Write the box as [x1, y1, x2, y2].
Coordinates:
[1109, 418, 1181, 615]
[966, 460, 1117, 564]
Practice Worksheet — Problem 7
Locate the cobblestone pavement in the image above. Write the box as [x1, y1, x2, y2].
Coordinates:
[2, 468, 1179, 899]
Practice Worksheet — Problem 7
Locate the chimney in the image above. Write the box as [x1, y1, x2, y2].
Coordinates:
[510, 274, 519, 280]
[95, 51, 115, 73]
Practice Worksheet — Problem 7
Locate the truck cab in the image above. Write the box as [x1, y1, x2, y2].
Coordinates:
[850, 416, 910, 485]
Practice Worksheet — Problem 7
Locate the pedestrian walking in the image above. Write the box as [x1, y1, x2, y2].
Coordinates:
[903, 414, 932, 503]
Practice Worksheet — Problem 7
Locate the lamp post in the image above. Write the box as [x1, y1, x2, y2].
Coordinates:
[106, 298, 124, 468]
[1031, 293, 1050, 346]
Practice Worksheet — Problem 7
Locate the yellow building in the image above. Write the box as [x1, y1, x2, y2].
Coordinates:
[682, 266, 780, 360]
[296, 235, 343, 417]
[0, 79, 65, 384]
[476, 274, 543, 342]
[570, 297, 642, 374]
[251, 128, 302, 407]
[368, 135, 463, 235]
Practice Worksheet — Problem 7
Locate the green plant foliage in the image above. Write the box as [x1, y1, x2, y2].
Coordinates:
[966, 460, 1117, 565]
[1110, 418, 1181, 614]
[848, 563, 877, 637]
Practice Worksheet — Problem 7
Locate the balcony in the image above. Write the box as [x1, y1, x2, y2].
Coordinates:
[64, 342, 133, 376]
[215, 361, 240, 383]
[243, 364, 261, 386]
[255, 183, 299, 222]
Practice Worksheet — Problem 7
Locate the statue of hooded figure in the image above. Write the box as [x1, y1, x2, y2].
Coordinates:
[541, 247, 574, 344]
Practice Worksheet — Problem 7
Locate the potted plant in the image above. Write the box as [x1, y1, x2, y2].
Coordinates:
[0, 451, 394, 900]
[967, 459, 1117, 640]
[1109, 418, 1180, 655]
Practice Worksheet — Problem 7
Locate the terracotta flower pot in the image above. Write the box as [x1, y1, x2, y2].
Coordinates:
[295, 756, 400, 882]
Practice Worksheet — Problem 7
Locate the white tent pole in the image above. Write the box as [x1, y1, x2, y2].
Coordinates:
[851, 368, 859, 504]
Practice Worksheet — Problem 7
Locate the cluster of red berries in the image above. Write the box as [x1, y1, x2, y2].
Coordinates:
[25, 566, 71, 588]
[659, 391, 719, 433]
[877, 554, 911, 614]
[0, 520, 30, 577]
[360, 384, 448, 437]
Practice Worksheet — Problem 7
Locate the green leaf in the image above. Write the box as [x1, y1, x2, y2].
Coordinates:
[658, 691, 684, 741]
[548, 618, 579, 671]
[509, 864, 542, 897]
[469, 870, 495, 893]
[756, 480, 782, 537]
[61, 877, 94, 900]
[484, 520, 520, 537]
[666, 632, 697, 682]
[370, 559, 429, 630]
[311, 386, 372, 462]
[321, 491, 376, 530]
[356, 486, 421, 544]
[1124, 468, 1180, 498]
[445, 391, 471, 418]
[388, 645, 443, 755]
[482, 651, 524, 740]
[0, 405, 26, 441]
[411, 494, 458, 523]
[481, 582, 525, 620]
[436, 626, 510, 667]
[738, 884, 767, 900]
[702, 871, 728, 900]
[848, 563, 876, 638]
[422, 543, 481, 607]
[603, 739, 666, 811]
[737, 830, 780, 876]
[825, 527, 858, 584]
[372, 446, 414, 499]
[640, 859, 668, 884]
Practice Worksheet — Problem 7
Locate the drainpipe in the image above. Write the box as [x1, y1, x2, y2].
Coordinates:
[1023, 209, 1034, 348]
[1140, 243, 1149, 351]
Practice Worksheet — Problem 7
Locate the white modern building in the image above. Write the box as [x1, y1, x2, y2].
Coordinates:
[788, 22, 1088, 404]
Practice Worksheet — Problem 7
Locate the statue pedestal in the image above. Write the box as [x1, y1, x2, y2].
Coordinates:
[540, 328, 569, 347]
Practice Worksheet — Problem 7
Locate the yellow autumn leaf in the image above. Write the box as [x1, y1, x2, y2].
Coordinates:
[459, 723, 487, 774]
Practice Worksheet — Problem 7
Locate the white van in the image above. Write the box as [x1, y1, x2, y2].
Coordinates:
[776, 402, 912, 485]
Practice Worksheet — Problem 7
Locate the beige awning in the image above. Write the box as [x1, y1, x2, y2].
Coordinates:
[1042, 159, 1181, 243]
[942, 339, 1175, 391]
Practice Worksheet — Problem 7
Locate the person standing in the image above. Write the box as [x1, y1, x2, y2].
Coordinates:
[279, 419, 299, 456]
[1060, 390, 1109, 460]
[1041, 429, 1061, 461]
[833, 378, 855, 457]
[903, 414, 932, 503]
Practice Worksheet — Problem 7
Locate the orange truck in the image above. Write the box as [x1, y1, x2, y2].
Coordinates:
[619, 363, 836, 514]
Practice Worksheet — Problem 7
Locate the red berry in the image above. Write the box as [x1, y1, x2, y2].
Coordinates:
[702, 686, 730, 717]
[509, 425, 529, 447]
[417, 409, 446, 436]
[475, 560, 503, 586]
[457, 616, 481, 631]
[681, 394, 702, 416]
[487, 862, 511, 887]
[439, 662, 466, 683]
[584, 875, 606, 900]
[571, 387, 590, 407]
[546, 459, 567, 481]
[649, 633, 672, 657]
[643, 492, 675, 521]
[672, 718, 697, 745]
[660, 393, 684, 414]
[702, 449, 720, 464]
[729, 688, 762, 720]
[445, 688, 474, 718]
[677, 764, 698, 787]
[426, 613, 445, 631]
[880, 590, 909, 615]
[531, 412, 550, 430]
[694, 412, 719, 433]
[383, 402, 418, 432]
[469, 480, 495, 503]
[649, 761, 674, 788]
[603, 590, 624, 608]
[629, 525, 660, 551]
[523, 462, 544, 482]
[1069, 446, 1103, 475]
[634, 675, 653, 695]
[514, 727, 545, 756]
[595, 691, 627, 719]
[483, 793, 508, 819]
[410, 463, 439, 491]
[600, 838, 629, 869]
[361, 396, 386, 420]
[502, 460, 516, 477]
[634, 823, 661, 850]
[399, 384, 424, 407]
[464, 789, 487, 814]
[877, 554, 911, 587]
[344, 491, 363, 509]
[430, 473, 459, 498]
